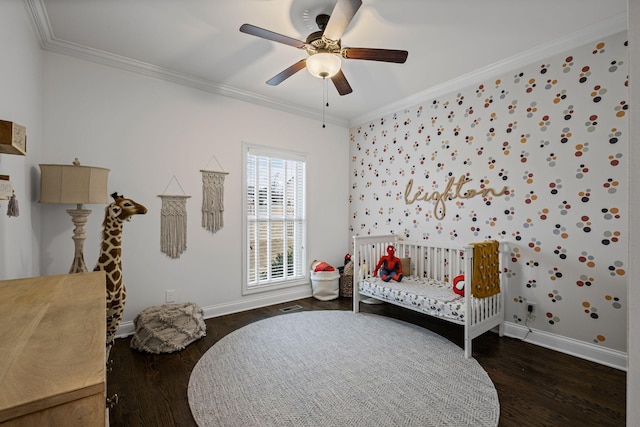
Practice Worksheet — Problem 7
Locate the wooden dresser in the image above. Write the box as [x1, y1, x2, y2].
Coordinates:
[0, 272, 106, 426]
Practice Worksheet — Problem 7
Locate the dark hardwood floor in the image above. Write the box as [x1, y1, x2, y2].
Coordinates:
[107, 297, 626, 426]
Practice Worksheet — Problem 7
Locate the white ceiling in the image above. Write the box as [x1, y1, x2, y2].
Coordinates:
[28, 0, 627, 127]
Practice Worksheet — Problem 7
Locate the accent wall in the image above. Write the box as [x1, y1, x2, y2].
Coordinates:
[349, 31, 629, 356]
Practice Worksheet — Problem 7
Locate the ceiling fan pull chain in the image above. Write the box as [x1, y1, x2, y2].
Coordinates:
[322, 77, 328, 128]
[326, 77, 330, 108]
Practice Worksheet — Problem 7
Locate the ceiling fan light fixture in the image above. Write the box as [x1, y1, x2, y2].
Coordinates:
[306, 52, 341, 79]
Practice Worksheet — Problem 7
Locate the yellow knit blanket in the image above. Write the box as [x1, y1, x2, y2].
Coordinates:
[471, 240, 501, 298]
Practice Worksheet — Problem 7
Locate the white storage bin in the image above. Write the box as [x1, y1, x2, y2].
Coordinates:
[310, 270, 340, 300]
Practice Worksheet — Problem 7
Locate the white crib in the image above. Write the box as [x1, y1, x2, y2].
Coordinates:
[352, 234, 506, 358]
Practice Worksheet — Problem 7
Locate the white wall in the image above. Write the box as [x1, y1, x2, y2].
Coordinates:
[41, 52, 350, 332]
[0, 0, 42, 280]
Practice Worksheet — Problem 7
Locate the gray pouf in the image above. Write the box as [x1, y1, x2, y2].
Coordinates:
[130, 302, 206, 354]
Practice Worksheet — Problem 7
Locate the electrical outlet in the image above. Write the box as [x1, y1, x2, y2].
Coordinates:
[526, 301, 536, 319]
[166, 289, 176, 303]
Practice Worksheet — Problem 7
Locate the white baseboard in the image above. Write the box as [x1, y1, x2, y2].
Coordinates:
[116, 287, 313, 338]
[504, 321, 628, 371]
[118, 302, 627, 371]
[198, 287, 314, 320]
[117, 321, 136, 338]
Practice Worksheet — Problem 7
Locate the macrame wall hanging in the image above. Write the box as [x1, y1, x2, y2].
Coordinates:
[200, 155, 228, 233]
[158, 176, 190, 259]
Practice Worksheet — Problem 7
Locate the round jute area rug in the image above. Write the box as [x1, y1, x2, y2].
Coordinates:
[188, 311, 499, 426]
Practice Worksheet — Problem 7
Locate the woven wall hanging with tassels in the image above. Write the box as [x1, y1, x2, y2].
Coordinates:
[158, 176, 190, 259]
[200, 155, 228, 233]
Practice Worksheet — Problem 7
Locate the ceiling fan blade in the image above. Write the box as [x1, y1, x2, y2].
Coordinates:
[266, 59, 307, 86]
[322, 0, 362, 42]
[240, 24, 306, 49]
[342, 47, 408, 63]
[331, 69, 353, 96]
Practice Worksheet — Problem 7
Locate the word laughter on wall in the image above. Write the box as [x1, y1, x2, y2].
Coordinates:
[404, 176, 508, 220]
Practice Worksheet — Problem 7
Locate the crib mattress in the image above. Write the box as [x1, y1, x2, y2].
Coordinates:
[359, 276, 465, 323]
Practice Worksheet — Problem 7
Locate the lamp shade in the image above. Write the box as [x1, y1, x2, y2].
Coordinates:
[39, 161, 110, 205]
[306, 52, 341, 79]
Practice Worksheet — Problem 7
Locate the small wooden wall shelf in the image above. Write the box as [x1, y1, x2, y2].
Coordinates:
[0, 120, 26, 155]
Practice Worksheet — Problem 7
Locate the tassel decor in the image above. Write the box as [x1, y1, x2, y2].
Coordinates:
[7, 192, 19, 217]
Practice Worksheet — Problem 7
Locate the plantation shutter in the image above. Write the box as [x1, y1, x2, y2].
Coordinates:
[245, 146, 306, 289]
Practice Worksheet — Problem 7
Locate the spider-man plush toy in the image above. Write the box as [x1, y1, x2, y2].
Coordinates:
[373, 245, 403, 282]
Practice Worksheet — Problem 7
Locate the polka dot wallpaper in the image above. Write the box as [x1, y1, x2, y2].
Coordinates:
[348, 31, 628, 352]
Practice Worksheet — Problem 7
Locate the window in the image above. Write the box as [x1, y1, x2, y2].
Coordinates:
[242, 143, 307, 294]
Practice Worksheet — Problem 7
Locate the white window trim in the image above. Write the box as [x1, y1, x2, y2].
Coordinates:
[242, 142, 308, 295]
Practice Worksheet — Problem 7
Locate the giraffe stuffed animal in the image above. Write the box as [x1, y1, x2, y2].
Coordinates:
[94, 192, 147, 356]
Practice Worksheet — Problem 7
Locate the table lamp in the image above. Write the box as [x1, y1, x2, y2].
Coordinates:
[39, 158, 110, 273]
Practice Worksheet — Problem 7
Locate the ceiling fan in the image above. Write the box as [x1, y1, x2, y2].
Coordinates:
[239, 0, 408, 96]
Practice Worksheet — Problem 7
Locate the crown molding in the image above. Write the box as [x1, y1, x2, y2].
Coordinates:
[349, 13, 628, 127]
[24, 0, 349, 128]
[24, 0, 51, 49]
[25, 0, 625, 130]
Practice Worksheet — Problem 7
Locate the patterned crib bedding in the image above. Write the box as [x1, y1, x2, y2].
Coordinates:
[359, 276, 465, 323]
